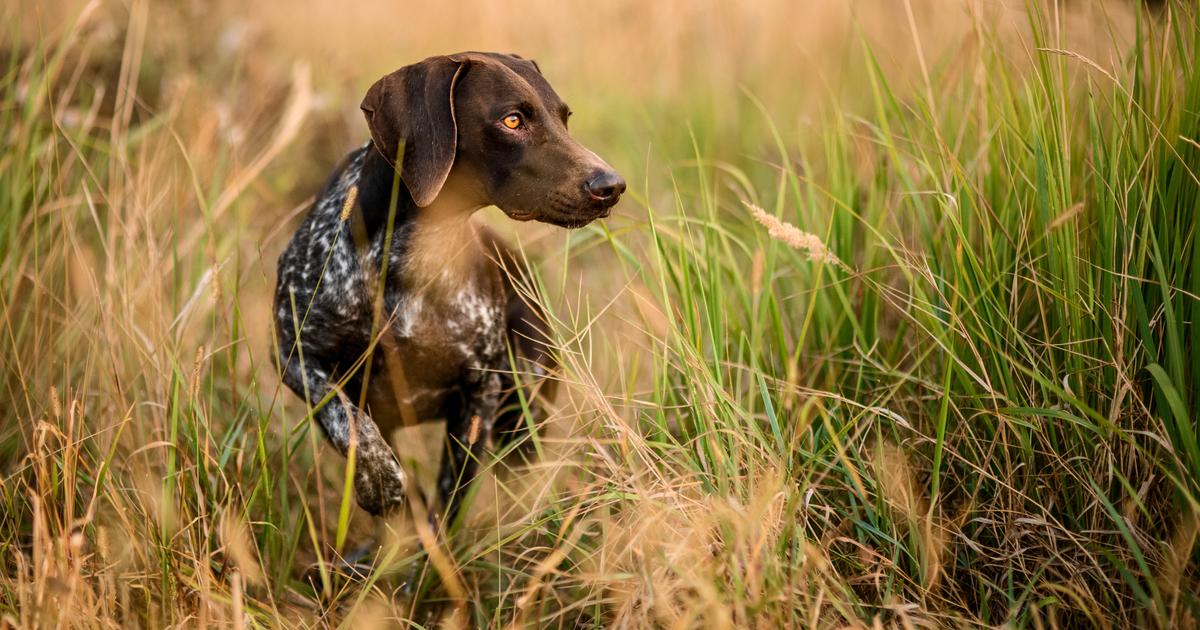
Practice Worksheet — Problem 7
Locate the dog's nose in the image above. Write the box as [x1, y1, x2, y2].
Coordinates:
[586, 170, 626, 203]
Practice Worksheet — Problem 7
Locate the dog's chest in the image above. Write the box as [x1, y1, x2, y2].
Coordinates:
[362, 278, 503, 428]
[390, 281, 504, 363]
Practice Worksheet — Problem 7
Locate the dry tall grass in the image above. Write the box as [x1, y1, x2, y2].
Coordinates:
[3, 0, 1196, 627]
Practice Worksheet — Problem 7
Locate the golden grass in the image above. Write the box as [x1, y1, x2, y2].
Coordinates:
[3, 0, 1191, 627]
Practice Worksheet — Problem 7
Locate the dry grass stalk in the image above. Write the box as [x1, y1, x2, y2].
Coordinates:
[744, 202, 848, 270]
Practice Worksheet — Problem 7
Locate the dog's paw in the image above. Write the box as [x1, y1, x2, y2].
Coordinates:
[353, 450, 407, 516]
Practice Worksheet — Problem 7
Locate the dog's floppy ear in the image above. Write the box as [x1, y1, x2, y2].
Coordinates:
[360, 56, 466, 207]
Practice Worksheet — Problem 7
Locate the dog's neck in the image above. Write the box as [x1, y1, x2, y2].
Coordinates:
[357, 147, 485, 290]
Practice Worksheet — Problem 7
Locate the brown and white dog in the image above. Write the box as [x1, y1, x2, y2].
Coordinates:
[273, 52, 624, 526]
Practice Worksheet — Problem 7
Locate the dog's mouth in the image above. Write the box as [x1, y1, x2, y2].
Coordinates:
[538, 205, 613, 229]
[504, 208, 539, 221]
[501, 196, 616, 228]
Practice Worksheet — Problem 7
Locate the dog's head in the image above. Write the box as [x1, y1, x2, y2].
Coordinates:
[360, 52, 624, 228]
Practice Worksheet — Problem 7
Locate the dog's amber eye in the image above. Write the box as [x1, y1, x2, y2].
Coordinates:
[502, 113, 523, 129]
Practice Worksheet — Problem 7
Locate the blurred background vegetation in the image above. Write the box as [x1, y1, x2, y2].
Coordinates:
[2, 0, 1197, 627]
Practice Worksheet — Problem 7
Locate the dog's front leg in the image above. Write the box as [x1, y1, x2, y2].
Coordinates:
[279, 355, 407, 516]
[436, 370, 501, 528]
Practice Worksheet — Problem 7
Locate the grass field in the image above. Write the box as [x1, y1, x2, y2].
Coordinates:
[3, 0, 1199, 627]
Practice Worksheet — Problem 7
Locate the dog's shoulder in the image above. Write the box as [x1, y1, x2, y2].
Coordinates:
[275, 143, 372, 319]
[297, 143, 371, 243]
